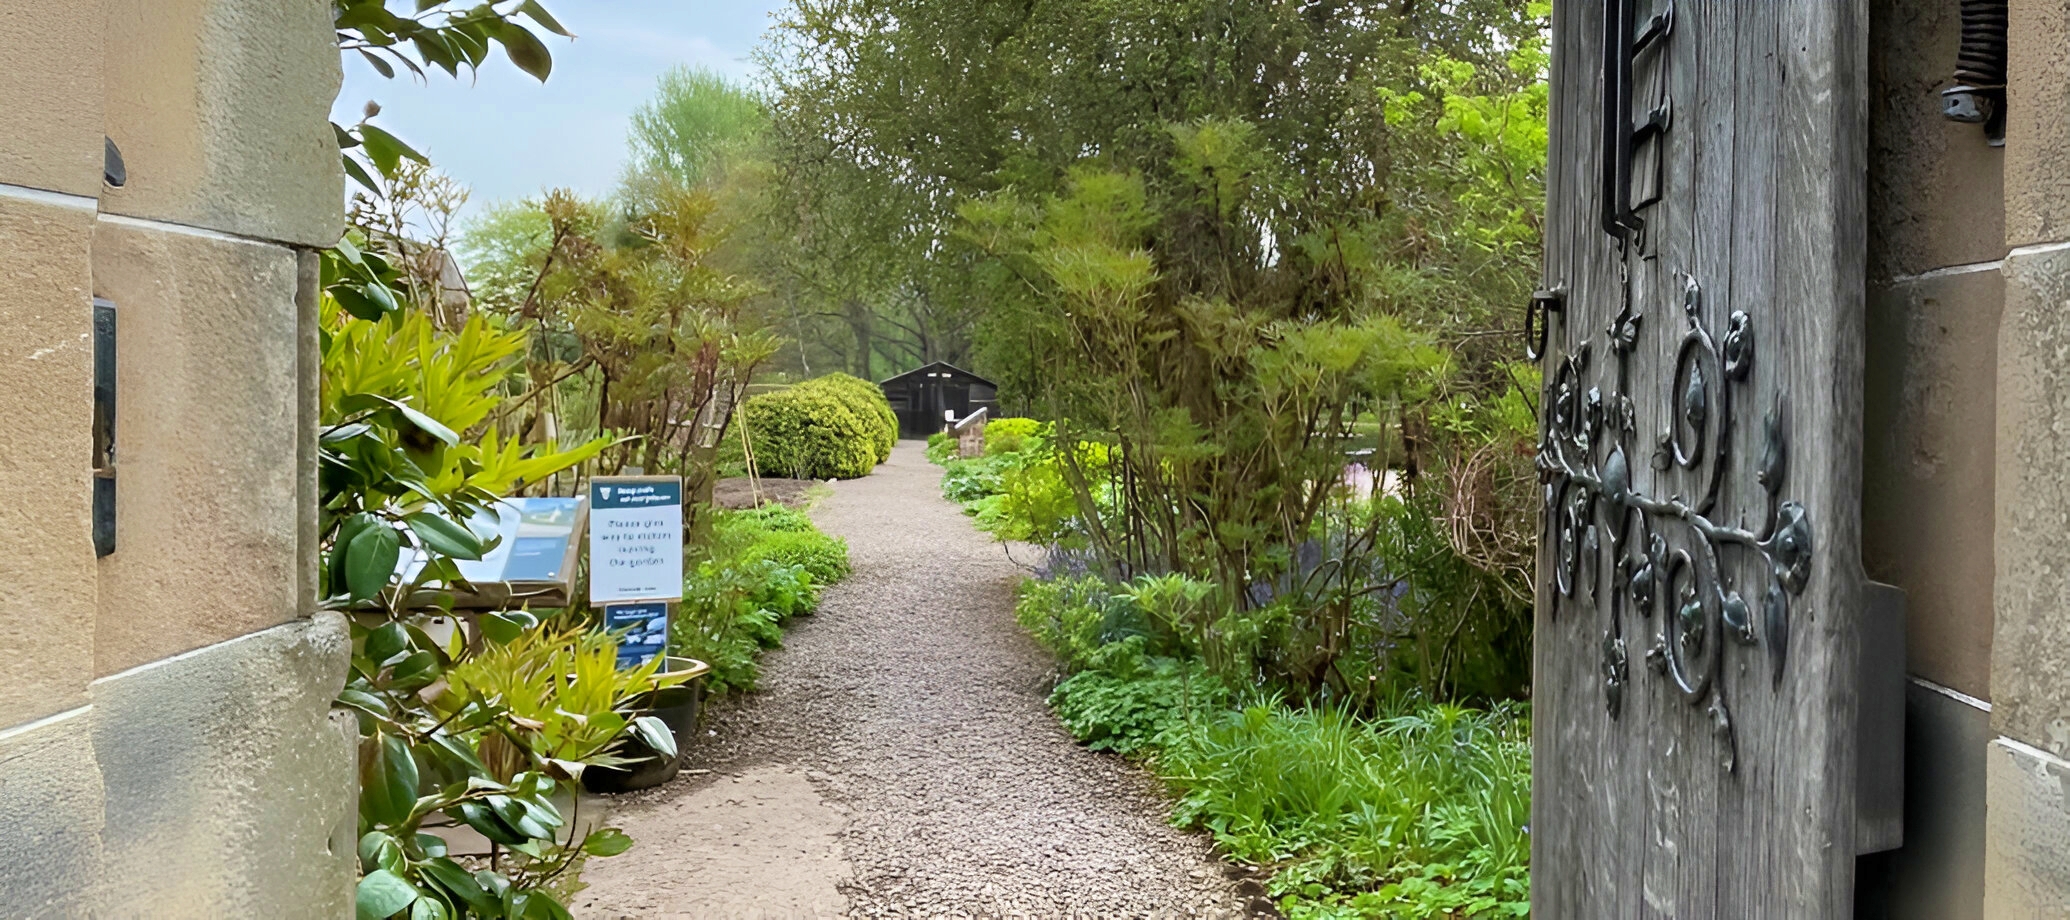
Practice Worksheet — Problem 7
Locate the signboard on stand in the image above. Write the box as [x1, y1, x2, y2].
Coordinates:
[397, 496, 585, 609]
[588, 476, 684, 672]
[587, 476, 684, 604]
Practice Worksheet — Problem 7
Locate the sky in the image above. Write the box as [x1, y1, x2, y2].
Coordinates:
[330, 1, 788, 216]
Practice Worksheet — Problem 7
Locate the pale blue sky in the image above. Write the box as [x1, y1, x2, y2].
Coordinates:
[330, 2, 787, 214]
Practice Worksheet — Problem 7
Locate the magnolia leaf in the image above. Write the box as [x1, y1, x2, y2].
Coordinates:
[479, 611, 526, 645]
[355, 869, 418, 920]
[581, 827, 634, 858]
[418, 857, 495, 914]
[345, 524, 402, 603]
[364, 621, 410, 664]
[492, 21, 553, 81]
[405, 512, 486, 561]
[520, 1, 573, 36]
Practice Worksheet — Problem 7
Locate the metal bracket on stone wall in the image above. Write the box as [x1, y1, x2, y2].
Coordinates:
[93, 296, 117, 557]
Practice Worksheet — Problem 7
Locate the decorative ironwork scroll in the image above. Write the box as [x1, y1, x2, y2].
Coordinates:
[1537, 275, 1813, 774]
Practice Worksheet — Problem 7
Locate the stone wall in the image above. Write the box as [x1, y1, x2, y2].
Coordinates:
[0, 0, 353, 915]
[1986, 0, 2070, 914]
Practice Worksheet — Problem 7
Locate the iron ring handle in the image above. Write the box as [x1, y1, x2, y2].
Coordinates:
[1527, 285, 1567, 362]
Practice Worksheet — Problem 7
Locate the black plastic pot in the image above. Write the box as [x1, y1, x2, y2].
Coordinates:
[583, 657, 709, 794]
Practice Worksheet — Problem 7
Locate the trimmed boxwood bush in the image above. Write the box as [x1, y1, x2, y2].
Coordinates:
[741, 385, 879, 480]
[813, 373, 898, 462]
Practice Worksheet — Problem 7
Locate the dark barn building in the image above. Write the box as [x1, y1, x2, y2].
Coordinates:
[878, 362, 999, 439]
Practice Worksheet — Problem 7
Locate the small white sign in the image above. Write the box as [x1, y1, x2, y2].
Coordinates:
[588, 476, 684, 603]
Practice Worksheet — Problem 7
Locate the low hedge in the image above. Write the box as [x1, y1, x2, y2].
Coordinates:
[740, 385, 879, 480]
[813, 373, 898, 463]
[738, 374, 898, 480]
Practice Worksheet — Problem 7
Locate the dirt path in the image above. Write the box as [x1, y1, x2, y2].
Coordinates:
[575, 442, 1258, 919]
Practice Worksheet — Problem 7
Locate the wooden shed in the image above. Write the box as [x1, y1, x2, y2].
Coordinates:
[878, 362, 998, 439]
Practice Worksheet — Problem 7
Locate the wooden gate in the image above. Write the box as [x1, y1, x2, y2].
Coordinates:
[1530, 1, 1896, 916]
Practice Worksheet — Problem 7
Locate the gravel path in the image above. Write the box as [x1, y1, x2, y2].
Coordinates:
[576, 442, 1265, 919]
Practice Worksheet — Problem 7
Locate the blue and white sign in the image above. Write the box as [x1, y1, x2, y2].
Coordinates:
[588, 476, 684, 603]
[603, 602, 670, 669]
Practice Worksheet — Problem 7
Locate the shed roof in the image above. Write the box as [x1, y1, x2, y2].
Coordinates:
[878, 361, 997, 389]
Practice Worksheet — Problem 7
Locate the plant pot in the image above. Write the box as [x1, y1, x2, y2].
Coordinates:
[583, 657, 710, 794]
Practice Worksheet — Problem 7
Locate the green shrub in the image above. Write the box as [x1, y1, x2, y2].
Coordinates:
[740, 385, 879, 480]
[812, 373, 899, 463]
[985, 417, 1044, 455]
[739, 529, 851, 585]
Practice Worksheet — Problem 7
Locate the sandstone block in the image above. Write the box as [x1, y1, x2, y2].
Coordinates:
[1864, 268, 2001, 698]
[100, 0, 344, 247]
[91, 217, 301, 675]
[2006, 0, 2070, 246]
[1868, 0, 2007, 278]
[90, 614, 354, 917]
[0, 192, 102, 727]
[0, 0, 107, 197]
[1984, 737, 2070, 917]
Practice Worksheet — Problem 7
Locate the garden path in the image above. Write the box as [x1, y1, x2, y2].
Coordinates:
[574, 442, 1261, 919]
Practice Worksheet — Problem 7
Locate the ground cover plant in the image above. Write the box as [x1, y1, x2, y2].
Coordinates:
[1011, 573, 1532, 918]
[670, 504, 850, 695]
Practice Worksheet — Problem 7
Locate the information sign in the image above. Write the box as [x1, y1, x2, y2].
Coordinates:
[587, 476, 684, 603]
[602, 602, 669, 669]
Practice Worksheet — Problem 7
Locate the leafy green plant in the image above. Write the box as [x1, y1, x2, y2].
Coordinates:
[738, 530, 851, 585]
[739, 384, 879, 480]
[1159, 700, 1532, 918]
[925, 432, 957, 466]
[669, 505, 843, 695]
[983, 417, 1044, 455]
[1049, 659, 1226, 756]
[342, 616, 678, 920]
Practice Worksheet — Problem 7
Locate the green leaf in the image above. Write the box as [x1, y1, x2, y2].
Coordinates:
[358, 831, 403, 873]
[355, 869, 418, 920]
[419, 857, 496, 914]
[581, 827, 634, 857]
[395, 402, 460, 446]
[357, 48, 397, 79]
[364, 621, 411, 664]
[405, 512, 486, 561]
[522, 892, 574, 920]
[457, 800, 527, 846]
[409, 895, 449, 920]
[492, 21, 553, 81]
[331, 277, 389, 319]
[358, 124, 428, 178]
[387, 650, 441, 690]
[337, 687, 391, 719]
[413, 832, 450, 858]
[631, 715, 677, 760]
[519, 1, 573, 36]
[362, 731, 420, 827]
[346, 524, 403, 603]
[480, 611, 525, 645]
